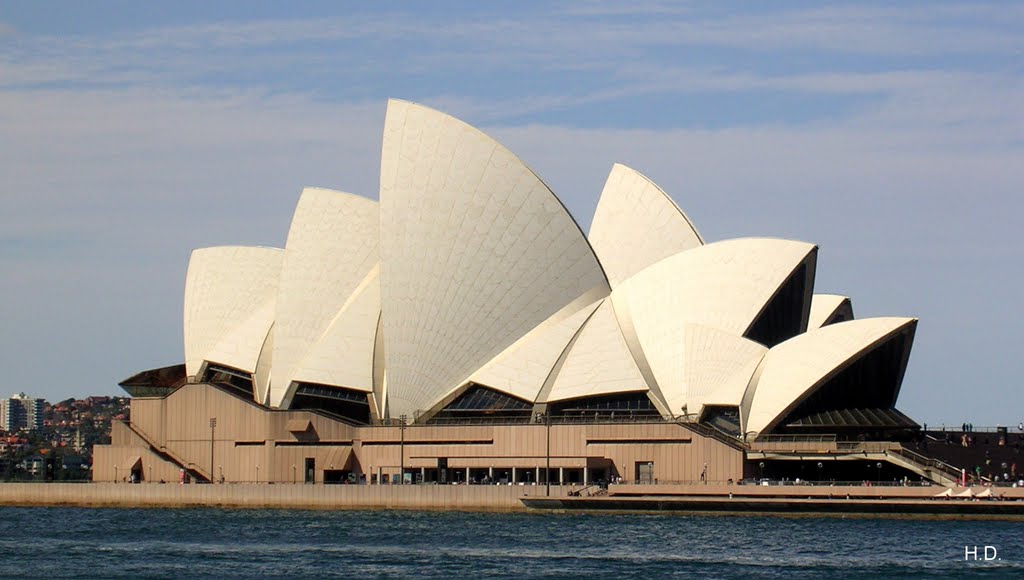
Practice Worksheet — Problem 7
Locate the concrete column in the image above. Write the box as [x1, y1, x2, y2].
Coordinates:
[559, 467, 564, 485]
[466, 467, 471, 483]
[584, 467, 589, 485]
[420, 467, 426, 484]
[535, 467, 540, 484]
[512, 467, 517, 483]
[488, 466, 494, 481]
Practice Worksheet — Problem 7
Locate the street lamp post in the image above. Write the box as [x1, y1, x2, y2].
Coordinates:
[209, 417, 217, 484]
[536, 412, 551, 496]
[399, 414, 407, 484]
[546, 412, 551, 497]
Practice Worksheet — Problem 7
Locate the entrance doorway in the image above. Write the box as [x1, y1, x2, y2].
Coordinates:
[635, 461, 654, 484]
[438, 458, 448, 484]
[304, 458, 315, 484]
[128, 457, 143, 483]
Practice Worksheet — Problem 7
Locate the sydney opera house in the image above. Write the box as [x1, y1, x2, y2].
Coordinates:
[95, 100, 942, 487]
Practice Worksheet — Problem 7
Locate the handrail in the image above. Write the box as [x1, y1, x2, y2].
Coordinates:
[888, 445, 962, 482]
[836, 441, 898, 453]
[677, 420, 747, 451]
[754, 434, 837, 444]
[126, 420, 211, 482]
[568, 483, 606, 497]
[747, 440, 961, 486]
[927, 425, 1020, 434]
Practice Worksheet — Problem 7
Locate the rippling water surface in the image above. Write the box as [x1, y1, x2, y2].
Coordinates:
[0, 507, 1020, 578]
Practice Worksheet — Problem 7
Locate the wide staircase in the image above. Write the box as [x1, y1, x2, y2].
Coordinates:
[915, 429, 1024, 482]
[882, 445, 962, 486]
[680, 420, 748, 451]
[749, 437, 961, 486]
[123, 420, 211, 483]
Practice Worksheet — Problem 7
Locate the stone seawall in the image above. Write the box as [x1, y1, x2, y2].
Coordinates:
[5, 483, 1017, 514]
[0, 483, 573, 511]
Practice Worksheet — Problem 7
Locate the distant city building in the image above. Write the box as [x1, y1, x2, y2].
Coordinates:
[1, 393, 45, 432]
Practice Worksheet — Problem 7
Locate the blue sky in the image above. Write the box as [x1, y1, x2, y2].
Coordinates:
[1, 2, 1021, 425]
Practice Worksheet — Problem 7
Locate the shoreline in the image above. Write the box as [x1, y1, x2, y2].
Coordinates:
[0, 482, 554, 512]
[2, 482, 1021, 520]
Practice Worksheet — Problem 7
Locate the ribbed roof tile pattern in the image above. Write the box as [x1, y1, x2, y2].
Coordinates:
[168, 98, 918, 432]
[290, 266, 381, 397]
[269, 188, 379, 408]
[679, 324, 767, 416]
[379, 99, 609, 420]
[183, 246, 283, 378]
[468, 296, 603, 403]
[590, 163, 703, 287]
[611, 238, 815, 416]
[808, 294, 854, 329]
[546, 299, 650, 403]
[745, 317, 917, 435]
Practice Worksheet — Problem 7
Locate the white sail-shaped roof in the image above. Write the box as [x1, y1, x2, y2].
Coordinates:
[269, 188, 379, 408]
[289, 266, 381, 400]
[379, 99, 609, 421]
[166, 97, 919, 432]
[204, 300, 277, 380]
[253, 323, 274, 405]
[183, 246, 283, 379]
[678, 324, 767, 417]
[808, 294, 854, 328]
[545, 300, 650, 403]
[611, 238, 816, 416]
[465, 296, 603, 404]
[589, 163, 703, 287]
[745, 317, 917, 435]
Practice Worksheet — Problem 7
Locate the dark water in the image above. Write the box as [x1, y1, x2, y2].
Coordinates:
[0, 507, 1020, 578]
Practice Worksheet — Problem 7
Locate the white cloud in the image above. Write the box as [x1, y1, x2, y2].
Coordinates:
[2, 3, 1022, 421]
[3, 4, 1021, 94]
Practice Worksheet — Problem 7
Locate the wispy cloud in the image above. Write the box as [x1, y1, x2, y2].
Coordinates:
[3, 4, 1021, 94]
[1, 3, 1021, 421]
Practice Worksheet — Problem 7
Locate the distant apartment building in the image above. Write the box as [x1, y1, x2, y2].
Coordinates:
[1, 393, 45, 432]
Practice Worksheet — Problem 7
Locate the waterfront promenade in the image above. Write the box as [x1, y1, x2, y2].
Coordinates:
[2, 482, 1023, 517]
[0, 482, 567, 511]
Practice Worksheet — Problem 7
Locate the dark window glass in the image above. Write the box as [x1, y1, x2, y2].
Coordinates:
[291, 383, 371, 425]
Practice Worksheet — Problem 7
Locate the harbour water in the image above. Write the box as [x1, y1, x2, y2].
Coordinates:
[0, 507, 1019, 578]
